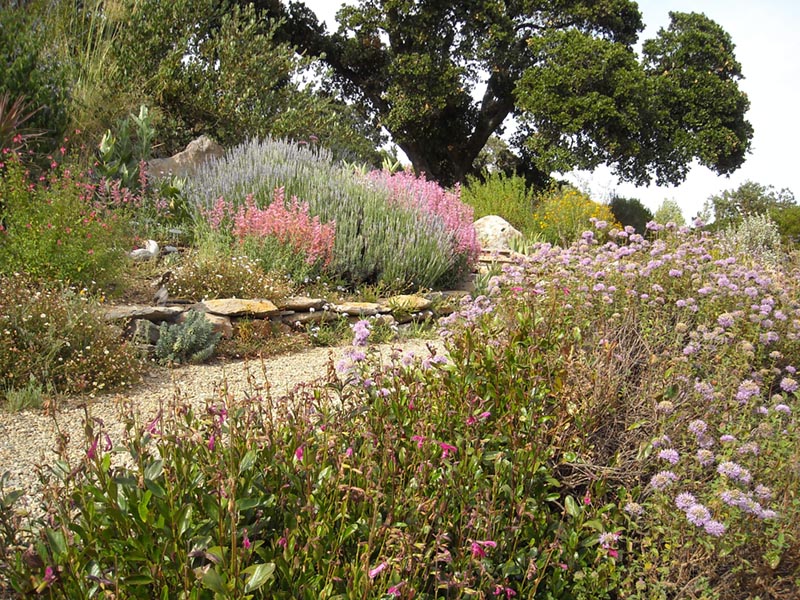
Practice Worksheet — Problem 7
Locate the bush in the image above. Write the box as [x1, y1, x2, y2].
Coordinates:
[186, 138, 476, 290]
[0, 275, 140, 401]
[155, 309, 220, 365]
[533, 185, 619, 246]
[461, 171, 538, 235]
[167, 250, 290, 302]
[720, 212, 784, 268]
[0, 154, 132, 289]
[608, 195, 653, 234]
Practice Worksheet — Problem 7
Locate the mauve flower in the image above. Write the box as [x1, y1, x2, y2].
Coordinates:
[658, 448, 680, 464]
[688, 419, 707, 435]
[624, 502, 643, 515]
[649, 470, 678, 490]
[675, 492, 697, 510]
[780, 377, 798, 393]
[696, 449, 715, 466]
[294, 445, 304, 461]
[717, 312, 735, 328]
[685, 503, 711, 526]
[774, 403, 792, 415]
[717, 460, 751, 484]
[411, 435, 426, 449]
[438, 441, 457, 459]
[387, 582, 405, 597]
[242, 530, 251, 550]
[471, 539, 497, 558]
[703, 520, 726, 537]
[368, 562, 387, 579]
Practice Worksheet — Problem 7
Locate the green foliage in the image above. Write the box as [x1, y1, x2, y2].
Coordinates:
[462, 171, 538, 235]
[95, 105, 155, 191]
[770, 204, 800, 244]
[0, 93, 44, 152]
[0, 156, 132, 289]
[653, 198, 686, 226]
[2, 376, 47, 412]
[187, 138, 471, 290]
[720, 212, 784, 268]
[0, 275, 140, 401]
[155, 309, 221, 365]
[705, 180, 795, 230]
[0, 1, 69, 148]
[608, 196, 654, 234]
[533, 186, 619, 246]
[167, 250, 289, 302]
[282, 2, 750, 188]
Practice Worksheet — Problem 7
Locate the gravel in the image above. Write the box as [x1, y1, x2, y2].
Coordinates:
[0, 338, 445, 522]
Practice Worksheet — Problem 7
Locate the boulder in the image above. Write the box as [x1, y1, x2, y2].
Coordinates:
[474, 215, 523, 252]
[148, 135, 224, 178]
[131, 319, 160, 344]
[200, 298, 279, 318]
[177, 311, 233, 339]
[278, 296, 327, 312]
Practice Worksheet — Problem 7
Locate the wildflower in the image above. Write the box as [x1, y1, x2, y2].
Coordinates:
[388, 582, 406, 597]
[649, 470, 678, 490]
[779, 377, 798, 393]
[277, 537, 287, 548]
[624, 501, 643, 515]
[411, 435, 426, 449]
[675, 492, 697, 510]
[754, 484, 773, 501]
[368, 562, 387, 579]
[717, 461, 752, 484]
[493, 585, 517, 597]
[717, 312, 735, 328]
[242, 530, 251, 550]
[208, 433, 216, 452]
[735, 379, 760, 404]
[471, 539, 497, 558]
[703, 520, 726, 537]
[598, 532, 620, 548]
[774, 404, 792, 415]
[294, 445, 304, 461]
[719, 434, 736, 443]
[658, 448, 680, 465]
[656, 400, 674, 414]
[685, 503, 711, 526]
[438, 441, 457, 459]
[688, 419, 707, 435]
[351, 319, 371, 346]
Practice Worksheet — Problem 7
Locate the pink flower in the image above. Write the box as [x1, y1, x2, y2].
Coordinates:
[345, 447, 353, 458]
[208, 434, 216, 451]
[368, 562, 387, 579]
[493, 585, 517, 597]
[87, 436, 98, 460]
[583, 491, 591, 505]
[242, 530, 251, 550]
[294, 445, 304, 461]
[438, 441, 457, 459]
[470, 539, 497, 558]
[387, 581, 405, 596]
[411, 435, 426, 449]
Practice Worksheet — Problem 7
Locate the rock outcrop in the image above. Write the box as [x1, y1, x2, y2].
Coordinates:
[147, 135, 224, 179]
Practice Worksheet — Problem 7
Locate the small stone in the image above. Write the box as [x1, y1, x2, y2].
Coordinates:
[382, 294, 432, 313]
[131, 319, 160, 344]
[201, 298, 279, 317]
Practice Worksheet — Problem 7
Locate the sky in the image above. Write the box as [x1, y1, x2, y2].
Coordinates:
[301, 0, 800, 220]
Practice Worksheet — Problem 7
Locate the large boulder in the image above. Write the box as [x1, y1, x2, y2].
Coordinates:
[148, 135, 224, 178]
[474, 215, 523, 252]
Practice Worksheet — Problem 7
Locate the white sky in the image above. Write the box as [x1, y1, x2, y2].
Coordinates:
[302, 0, 800, 220]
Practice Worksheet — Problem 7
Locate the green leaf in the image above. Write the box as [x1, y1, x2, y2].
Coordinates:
[177, 504, 193, 536]
[201, 567, 227, 595]
[125, 575, 155, 585]
[243, 562, 276, 593]
[45, 528, 68, 559]
[564, 495, 582, 518]
[144, 459, 164, 480]
[138, 489, 152, 523]
[239, 450, 257, 474]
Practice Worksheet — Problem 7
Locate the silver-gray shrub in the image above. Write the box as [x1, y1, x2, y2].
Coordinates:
[185, 138, 464, 289]
[720, 212, 784, 268]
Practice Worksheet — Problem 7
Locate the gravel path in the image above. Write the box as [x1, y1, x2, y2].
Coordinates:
[0, 338, 445, 520]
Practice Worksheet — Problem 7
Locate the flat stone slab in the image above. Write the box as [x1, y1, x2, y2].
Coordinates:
[278, 296, 327, 312]
[177, 310, 233, 339]
[200, 298, 279, 317]
[332, 301, 384, 316]
[104, 305, 186, 322]
[381, 294, 432, 313]
[282, 311, 340, 327]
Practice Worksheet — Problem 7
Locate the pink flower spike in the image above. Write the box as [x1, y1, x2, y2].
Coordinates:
[208, 434, 215, 452]
[471, 539, 496, 558]
[242, 530, 251, 550]
[277, 536, 288, 548]
[294, 445, 304, 461]
[479, 411, 491, 419]
[607, 548, 619, 559]
[411, 435, 426, 449]
[87, 436, 98, 460]
[368, 562, 387, 579]
[387, 581, 405, 596]
[438, 441, 457, 458]
[345, 447, 353, 458]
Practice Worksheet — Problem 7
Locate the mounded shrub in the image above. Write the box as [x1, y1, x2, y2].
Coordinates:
[185, 138, 477, 290]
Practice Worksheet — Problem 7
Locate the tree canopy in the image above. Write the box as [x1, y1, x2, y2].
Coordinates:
[273, 1, 752, 187]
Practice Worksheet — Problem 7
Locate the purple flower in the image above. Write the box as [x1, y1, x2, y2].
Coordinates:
[688, 419, 707, 435]
[717, 461, 752, 484]
[658, 448, 680, 464]
[696, 449, 715, 466]
[668, 268, 683, 277]
[675, 492, 697, 510]
[717, 312, 735, 328]
[471, 539, 497, 558]
[780, 377, 798, 393]
[703, 520, 726, 537]
[774, 403, 792, 415]
[624, 502, 643, 515]
[242, 529, 251, 550]
[719, 434, 736, 443]
[649, 470, 678, 490]
[656, 401, 674, 414]
[735, 379, 760, 404]
[685, 503, 711, 526]
[598, 531, 620, 548]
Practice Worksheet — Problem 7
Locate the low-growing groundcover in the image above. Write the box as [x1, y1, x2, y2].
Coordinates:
[1, 222, 798, 599]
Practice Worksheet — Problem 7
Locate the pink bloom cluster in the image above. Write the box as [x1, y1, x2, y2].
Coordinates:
[367, 170, 480, 262]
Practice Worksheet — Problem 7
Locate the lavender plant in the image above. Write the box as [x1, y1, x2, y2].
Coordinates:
[185, 138, 476, 290]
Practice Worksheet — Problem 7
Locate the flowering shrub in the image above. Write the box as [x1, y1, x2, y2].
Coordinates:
[0, 153, 132, 289]
[204, 187, 335, 281]
[186, 138, 475, 289]
[533, 185, 619, 246]
[0, 275, 140, 403]
[367, 169, 480, 264]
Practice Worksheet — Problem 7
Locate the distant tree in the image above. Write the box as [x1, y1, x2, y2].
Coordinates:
[608, 196, 654, 234]
[275, 3, 752, 188]
[653, 199, 686, 226]
[704, 180, 795, 230]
